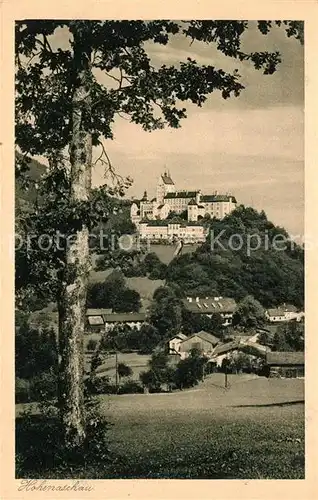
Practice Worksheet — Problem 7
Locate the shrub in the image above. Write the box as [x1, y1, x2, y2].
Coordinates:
[16, 396, 112, 477]
[85, 375, 117, 395]
[29, 371, 58, 401]
[117, 362, 133, 379]
[86, 338, 98, 351]
[118, 380, 143, 394]
[15, 378, 31, 404]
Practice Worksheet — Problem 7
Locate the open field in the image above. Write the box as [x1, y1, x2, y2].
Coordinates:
[100, 375, 305, 479]
[85, 351, 151, 380]
[16, 375, 304, 479]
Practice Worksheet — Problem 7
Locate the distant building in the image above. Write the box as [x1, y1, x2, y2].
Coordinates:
[130, 172, 237, 226]
[265, 304, 304, 323]
[211, 339, 270, 367]
[182, 296, 237, 326]
[103, 312, 146, 332]
[187, 193, 237, 222]
[179, 330, 220, 359]
[85, 309, 146, 333]
[266, 351, 304, 378]
[138, 220, 208, 243]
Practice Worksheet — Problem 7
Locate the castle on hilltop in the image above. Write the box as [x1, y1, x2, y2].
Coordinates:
[130, 172, 237, 242]
[131, 171, 237, 223]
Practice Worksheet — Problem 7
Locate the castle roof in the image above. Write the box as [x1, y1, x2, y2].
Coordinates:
[161, 173, 174, 185]
[164, 190, 199, 200]
[201, 194, 237, 203]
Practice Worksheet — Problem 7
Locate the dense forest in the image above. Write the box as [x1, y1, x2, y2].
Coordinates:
[165, 206, 304, 308]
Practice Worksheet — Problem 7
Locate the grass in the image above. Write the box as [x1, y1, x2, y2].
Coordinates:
[86, 352, 151, 380]
[150, 243, 199, 264]
[16, 375, 305, 479]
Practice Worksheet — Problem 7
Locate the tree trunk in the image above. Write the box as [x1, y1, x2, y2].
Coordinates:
[58, 28, 92, 447]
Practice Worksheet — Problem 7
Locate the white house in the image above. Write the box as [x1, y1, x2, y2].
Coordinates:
[168, 333, 188, 354]
[265, 305, 304, 323]
[139, 220, 207, 243]
[182, 296, 237, 326]
[86, 310, 146, 333]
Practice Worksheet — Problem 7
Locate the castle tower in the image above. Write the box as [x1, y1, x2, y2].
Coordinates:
[156, 171, 175, 205]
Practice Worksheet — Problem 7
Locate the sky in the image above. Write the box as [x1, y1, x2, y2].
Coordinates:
[50, 22, 304, 236]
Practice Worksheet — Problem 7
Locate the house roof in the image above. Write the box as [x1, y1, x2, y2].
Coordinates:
[170, 333, 188, 342]
[201, 194, 237, 203]
[87, 316, 104, 326]
[181, 330, 220, 346]
[266, 308, 286, 317]
[196, 331, 220, 345]
[182, 297, 237, 314]
[224, 334, 257, 342]
[212, 340, 241, 356]
[279, 304, 298, 313]
[212, 340, 268, 357]
[164, 190, 198, 199]
[266, 351, 304, 366]
[86, 308, 112, 316]
[102, 313, 146, 323]
[161, 173, 174, 185]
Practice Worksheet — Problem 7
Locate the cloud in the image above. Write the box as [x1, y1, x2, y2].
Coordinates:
[101, 105, 303, 162]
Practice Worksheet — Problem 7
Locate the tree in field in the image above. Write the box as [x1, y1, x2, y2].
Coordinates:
[232, 295, 265, 329]
[149, 286, 183, 338]
[140, 350, 174, 391]
[117, 362, 133, 382]
[112, 288, 141, 312]
[174, 349, 207, 389]
[15, 20, 303, 447]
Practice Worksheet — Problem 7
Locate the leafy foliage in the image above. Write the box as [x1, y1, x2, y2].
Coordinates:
[166, 206, 304, 308]
[117, 362, 133, 379]
[232, 295, 265, 329]
[87, 270, 141, 312]
[15, 319, 58, 379]
[272, 322, 304, 352]
[174, 349, 207, 389]
[149, 286, 183, 338]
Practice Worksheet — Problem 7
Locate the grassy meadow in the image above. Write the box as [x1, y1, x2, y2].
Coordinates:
[16, 375, 305, 479]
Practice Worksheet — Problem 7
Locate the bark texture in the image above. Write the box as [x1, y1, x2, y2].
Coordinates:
[58, 29, 92, 447]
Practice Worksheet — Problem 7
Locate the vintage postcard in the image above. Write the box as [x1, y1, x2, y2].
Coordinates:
[1, 0, 317, 499]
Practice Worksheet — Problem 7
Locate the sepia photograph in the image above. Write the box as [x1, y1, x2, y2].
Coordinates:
[13, 18, 306, 482]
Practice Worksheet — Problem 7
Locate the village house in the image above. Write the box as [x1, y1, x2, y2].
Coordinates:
[266, 351, 304, 378]
[210, 339, 270, 367]
[103, 312, 146, 332]
[85, 309, 146, 333]
[178, 330, 220, 359]
[182, 296, 237, 326]
[265, 304, 304, 323]
[167, 333, 188, 355]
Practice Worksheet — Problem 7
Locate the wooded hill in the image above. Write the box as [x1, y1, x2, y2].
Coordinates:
[166, 206, 304, 308]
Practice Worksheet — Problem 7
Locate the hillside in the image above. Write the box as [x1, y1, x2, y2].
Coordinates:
[15, 153, 47, 204]
[166, 206, 304, 308]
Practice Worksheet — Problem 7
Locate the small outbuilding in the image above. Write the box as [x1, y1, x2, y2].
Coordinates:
[266, 351, 304, 378]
